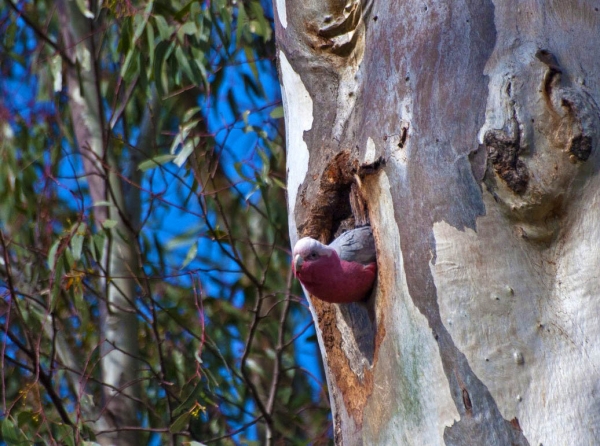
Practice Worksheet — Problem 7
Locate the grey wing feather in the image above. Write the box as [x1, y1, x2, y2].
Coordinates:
[329, 226, 376, 264]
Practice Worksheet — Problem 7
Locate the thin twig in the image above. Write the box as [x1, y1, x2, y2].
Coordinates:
[264, 266, 293, 444]
[266, 267, 293, 414]
[203, 416, 263, 444]
[3, 328, 73, 425]
[239, 288, 273, 432]
[0, 230, 14, 413]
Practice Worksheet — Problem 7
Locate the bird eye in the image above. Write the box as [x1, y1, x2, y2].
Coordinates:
[308, 252, 318, 260]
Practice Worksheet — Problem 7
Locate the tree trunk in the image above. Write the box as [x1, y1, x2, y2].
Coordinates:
[274, 1, 600, 444]
[57, 2, 142, 444]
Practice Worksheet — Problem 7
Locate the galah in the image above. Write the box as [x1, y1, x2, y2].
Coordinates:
[292, 226, 377, 303]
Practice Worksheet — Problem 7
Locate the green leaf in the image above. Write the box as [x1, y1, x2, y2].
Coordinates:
[51, 55, 63, 92]
[236, 4, 247, 47]
[226, 89, 238, 116]
[120, 41, 134, 75]
[102, 219, 118, 229]
[197, 13, 212, 42]
[4, 21, 17, 48]
[50, 258, 64, 310]
[279, 386, 292, 404]
[183, 106, 202, 122]
[181, 241, 198, 269]
[170, 118, 201, 166]
[133, 1, 154, 42]
[271, 176, 286, 190]
[72, 279, 85, 318]
[210, 228, 229, 241]
[145, 22, 155, 68]
[138, 154, 177, 171]
[153, 40, 174, 96]
[178, 21, 198, 39]
[244, 45, 259, 80]
[71, 223, 87, 262]
[88, 233, 104, 262]
[248, 1, 271, 41]
[169, 411, 191, 433]
[174, 0, 195, 21]
[242, 72, 261, 97]
[1, 418, 29, 445]
[244, 184, 259, 202]
[175, 46, 194, 83]
[269, 106, 284, 119]
[154, 15, 172, 40]
[75, 0, 94, 18]
[47, 239, 60, 269]
[193, 59, 208, 90]
[92, 200, 113, 207]
[173, 139, 196, 167]
[117, 19, 132, 54]
[219, 4, 232, 42]
[120, 48, 139, 83]
[17, 411, 42, 432]
[165, 224, 204, 250]
[244, 358, 265, 377]
[173, 381, 205, 418]
[80, 393, 95, 409]
[64, 246, 74, 269]
[54, 423, 75, 446]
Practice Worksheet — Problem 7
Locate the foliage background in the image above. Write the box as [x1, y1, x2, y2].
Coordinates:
[0, 0, 329, 444]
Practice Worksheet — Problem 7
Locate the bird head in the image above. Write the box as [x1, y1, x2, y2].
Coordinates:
[291, 228, 377, 303]
[292, 237, 333, 276]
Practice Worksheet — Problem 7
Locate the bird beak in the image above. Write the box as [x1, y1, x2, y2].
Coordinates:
[293, 254, 303, 274]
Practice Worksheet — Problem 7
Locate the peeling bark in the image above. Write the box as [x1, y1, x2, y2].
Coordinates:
[275, 0, 600, 444]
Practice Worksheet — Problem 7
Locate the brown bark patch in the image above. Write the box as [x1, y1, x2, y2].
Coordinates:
[537, 48, 562, 102]
[299, 151, 354, 242]
[313, 296, 387, 429]
[462, 388, 473, 416]
[509, 417, 523, 432]
[537, 48, 596, 163]
[299, 150, 385, 242]
[303, 0, 369, 58]
[561, 96, 594, 162]
[313, 299, 373, 423]
[484, 127, 530, 194]
[567, 133, 592, 161]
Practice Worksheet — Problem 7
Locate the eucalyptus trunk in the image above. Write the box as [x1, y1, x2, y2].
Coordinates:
[57, 2, 142, 444]
[275, 1, 600, 444]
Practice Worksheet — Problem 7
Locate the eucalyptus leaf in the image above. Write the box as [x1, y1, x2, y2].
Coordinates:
[138, 154, 177, 171]
[102, 219, 118, 229]
[169, 411, 191, 433]
[1, 418, 30, 445]
[181, 241, 198, 269]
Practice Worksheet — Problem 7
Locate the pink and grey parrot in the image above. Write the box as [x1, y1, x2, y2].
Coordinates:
[292, 226, 377, 303]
